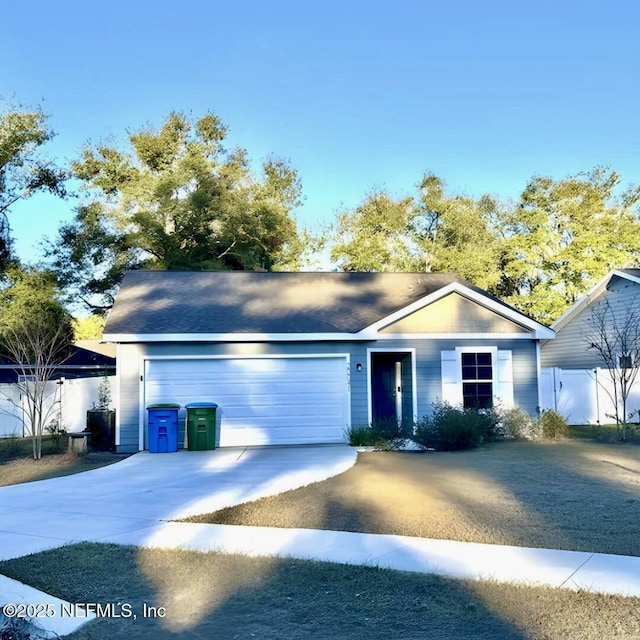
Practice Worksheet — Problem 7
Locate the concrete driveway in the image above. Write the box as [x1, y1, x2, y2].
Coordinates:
[0, 445, 357, 561]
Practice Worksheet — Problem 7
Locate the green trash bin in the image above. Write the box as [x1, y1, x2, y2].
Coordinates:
[185, 402, 218, 450]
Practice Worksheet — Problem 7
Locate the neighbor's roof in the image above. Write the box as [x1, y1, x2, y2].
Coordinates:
[551, 268, 640, 332]
[103, 271, 550, 339]
[0, 343, 115, 382]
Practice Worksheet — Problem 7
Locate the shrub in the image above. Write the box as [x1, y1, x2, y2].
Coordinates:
[45, 418, 67, 450]
[413, 402, 485, 451]
[412, 415, 439, 450]
[345, 425, 378, 446]
[345, 421, 405, 450]
[500, 407, 542, 440]
[537, 409, 569, 439]
[0, 433, 22, 460]
[475, 405, 503, 442]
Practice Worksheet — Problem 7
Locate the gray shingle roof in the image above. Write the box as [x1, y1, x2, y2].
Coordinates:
[103, 270, 526, 335]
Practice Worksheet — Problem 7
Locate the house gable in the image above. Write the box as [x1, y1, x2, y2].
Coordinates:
[379, 292, 530, 335]
[542, 271, 640, 368]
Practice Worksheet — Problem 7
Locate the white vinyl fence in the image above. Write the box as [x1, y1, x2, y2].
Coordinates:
[0, 376, 116, 438]
[540, 367, 640, 424]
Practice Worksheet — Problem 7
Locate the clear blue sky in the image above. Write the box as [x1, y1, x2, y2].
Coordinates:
[3, 0, 639, 263]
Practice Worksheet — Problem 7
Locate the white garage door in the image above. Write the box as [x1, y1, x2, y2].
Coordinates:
[143, 356, 350, 447]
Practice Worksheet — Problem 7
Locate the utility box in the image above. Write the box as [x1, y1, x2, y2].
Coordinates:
[86, 410, 116, 452]
[147, 404, 180, 453]
[185, 402, 218, 451]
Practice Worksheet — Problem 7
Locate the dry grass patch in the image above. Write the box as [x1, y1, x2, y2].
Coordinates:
[185, 441, 640, 556]
[1, 543, 640, 640]
[0, 436, 129, 487]
[0, 451, 127, 487]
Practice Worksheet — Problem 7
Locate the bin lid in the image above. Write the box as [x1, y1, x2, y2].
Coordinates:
[185, 402, 218, 409]
[146, 403, 181, 409]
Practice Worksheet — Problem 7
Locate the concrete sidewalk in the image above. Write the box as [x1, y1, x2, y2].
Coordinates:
[104, 522, 640, 597]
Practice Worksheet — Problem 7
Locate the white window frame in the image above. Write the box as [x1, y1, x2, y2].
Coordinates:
[458, 348, 496, 409]
[456, 347, 498, 409]
[441, 346, 514, 409]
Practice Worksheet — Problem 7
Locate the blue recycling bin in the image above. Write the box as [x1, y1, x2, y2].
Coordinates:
[147, 404, 180, 453]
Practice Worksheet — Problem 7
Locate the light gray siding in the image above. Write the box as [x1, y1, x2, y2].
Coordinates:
[116, 337, 540, 452]
[541, 276, 640, 369]
[372, 338, 539, 418]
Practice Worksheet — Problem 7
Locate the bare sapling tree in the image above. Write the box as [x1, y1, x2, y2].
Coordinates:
[585, 296, 640, 439]
[0, 318, 72, 459]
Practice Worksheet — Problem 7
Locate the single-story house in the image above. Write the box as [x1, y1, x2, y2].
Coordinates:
[103, 271, 555, 452]
[540, 268, 640, 423]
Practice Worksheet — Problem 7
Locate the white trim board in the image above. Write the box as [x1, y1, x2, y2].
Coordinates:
[106, 331, 540, 343]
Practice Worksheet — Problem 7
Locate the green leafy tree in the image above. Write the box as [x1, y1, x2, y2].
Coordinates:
[0, 102, 66, 271]
[72, 315, 105, 340]
[47, 112, 302, 311]
[329, 168, 640, 325]
[497, 168, 640, 323]
[329, 191, 423, 271]
[417, 174, 503, 291]
[328, 175, 504, 289]
[0, 267, 73, 459]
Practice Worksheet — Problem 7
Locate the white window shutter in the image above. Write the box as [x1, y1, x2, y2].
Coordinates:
[497, 350, 514, 408]
[441, 350, 461, 405]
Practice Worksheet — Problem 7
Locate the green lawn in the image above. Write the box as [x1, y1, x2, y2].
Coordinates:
[1, 543, 639, 640]
[185, 440, 640, 557]
[569, 422, 640, 442]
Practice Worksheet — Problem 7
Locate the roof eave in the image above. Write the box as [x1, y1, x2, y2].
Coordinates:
[551, 269, 640, 332]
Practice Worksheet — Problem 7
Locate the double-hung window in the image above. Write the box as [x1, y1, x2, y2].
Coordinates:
[441, 347, 512, 409]
[461, 352, 493, 408]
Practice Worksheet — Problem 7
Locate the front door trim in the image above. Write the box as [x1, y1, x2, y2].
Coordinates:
[366, 348, 417, 427]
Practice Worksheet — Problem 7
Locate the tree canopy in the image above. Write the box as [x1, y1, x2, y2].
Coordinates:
[329, 191, 423, 272]
[329, 175, 507, 291]
[0, 103, 66, 272]
[327, 168, 640, 323]
[496, 168, 640, 321]
[48, 111, 302, 311]
[0, 266, 74, 357]
[0, 267, 74, 459]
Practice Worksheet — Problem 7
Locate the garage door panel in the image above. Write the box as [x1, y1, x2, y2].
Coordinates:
[144, 357, 349, 447]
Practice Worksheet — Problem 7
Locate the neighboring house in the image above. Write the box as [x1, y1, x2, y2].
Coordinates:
[0, 342, 116, 437]
[540, 269, 640, 423]
[103, 271, 554, 452]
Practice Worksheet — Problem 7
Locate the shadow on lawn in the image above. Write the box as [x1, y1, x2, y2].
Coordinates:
[192, 441, 640, 557]
[414, 441, 640, 557]
[0, 543, 531, 640]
